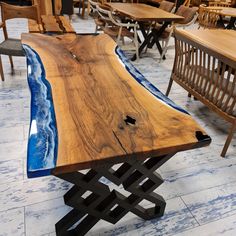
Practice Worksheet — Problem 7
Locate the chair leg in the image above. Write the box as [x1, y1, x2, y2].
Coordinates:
[221, 123, 236, 157]
[81, 0, 85, 18]
[165, 77, 173, 96]
[134, 27, 139, 60]
[9, 56, 14, 74]
[0, 55, 5, 81]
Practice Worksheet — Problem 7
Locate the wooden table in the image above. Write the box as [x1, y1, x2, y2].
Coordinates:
[106, 3, 183, 60]
[28, 15, 75, 34]
[207, 6, 236, 29]
[22, 33, 210, 235]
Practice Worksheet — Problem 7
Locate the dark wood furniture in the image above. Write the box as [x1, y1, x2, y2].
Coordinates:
[22, 33, 210, 235]
[106, 3, 184, 60]
[0, 2, 41, 81]
[166, 29, 236, 157]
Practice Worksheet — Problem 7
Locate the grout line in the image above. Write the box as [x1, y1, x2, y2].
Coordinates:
[0, 196, 65, 214]
[180, 196, 201, 226]
[24, 206, 26, 236]
[168, 210, 236, 236]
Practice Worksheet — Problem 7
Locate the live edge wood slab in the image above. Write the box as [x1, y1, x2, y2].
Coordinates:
[22, 33, 211, 235]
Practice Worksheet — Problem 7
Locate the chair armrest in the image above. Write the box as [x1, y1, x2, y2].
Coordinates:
[0, 22, 4, 28]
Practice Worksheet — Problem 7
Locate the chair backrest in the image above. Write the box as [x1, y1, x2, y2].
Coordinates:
[97, 4, 112, 23]
[159, 1, 175, 12]
[175, 5, 198, 25]
[198, 4, 221, 29]
[1, 2, 40, 23]
[89, 0, 99, 11]
[0, 2, 41, 39]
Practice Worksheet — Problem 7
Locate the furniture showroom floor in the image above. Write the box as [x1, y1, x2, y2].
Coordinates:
[0, 15, 235, 236]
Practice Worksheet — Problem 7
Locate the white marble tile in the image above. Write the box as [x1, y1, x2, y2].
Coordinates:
[0, 140, 27, 161]
[25, 198, 71, 236]
[175, 213, 236, 236]
[158, 158, 236, 200]
[0, 207, 24, 236]
[0, 126, 24, 143]
[100, 197, 198, 236]
[0, 176, 71, 212]
[181, 181, 236, 225]
[24, 196, 198, 236]
[0, 159, 23, 184]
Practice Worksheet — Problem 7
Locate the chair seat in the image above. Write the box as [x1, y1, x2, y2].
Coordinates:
[103, 26, 134, 38]
[94, 18, 106, 27]
[0, 38, 25, 57]
[154, 25, 171, 39]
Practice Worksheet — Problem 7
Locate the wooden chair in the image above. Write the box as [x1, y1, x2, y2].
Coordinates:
[166, 29, 236, 157]
[88, 0, 106, 33]
[198, 4, 222, 29]
[159, 6, 198, 62]
[159, 1, 175, 12]
[97, 4, 139, 59]
[0, 2, 40, 81]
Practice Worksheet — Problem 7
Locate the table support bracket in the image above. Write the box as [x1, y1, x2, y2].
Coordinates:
[55, 153, 175, 236]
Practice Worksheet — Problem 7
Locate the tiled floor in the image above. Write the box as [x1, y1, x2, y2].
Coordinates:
[0, 13, 236, 236]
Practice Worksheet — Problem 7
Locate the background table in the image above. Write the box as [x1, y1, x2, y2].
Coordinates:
[22, 33, 210, 235]
[107, 3, 183, 60]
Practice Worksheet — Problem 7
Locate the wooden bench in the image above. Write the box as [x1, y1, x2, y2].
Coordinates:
[166, 29, 236, 157]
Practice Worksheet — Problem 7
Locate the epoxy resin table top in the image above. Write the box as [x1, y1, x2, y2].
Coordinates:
[22, 33, 210, 177]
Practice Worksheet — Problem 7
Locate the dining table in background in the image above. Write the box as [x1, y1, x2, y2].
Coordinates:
[22, 32, 210, 235]
[106, 3, 184, 60]
[207, 6, 236, 29]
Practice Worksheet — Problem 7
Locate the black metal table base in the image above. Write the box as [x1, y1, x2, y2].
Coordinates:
[131, 22, 169, 61]
[55, 153, 175, 236]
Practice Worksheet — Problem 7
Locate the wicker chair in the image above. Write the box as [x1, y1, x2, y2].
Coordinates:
[0, 2, 41, 81]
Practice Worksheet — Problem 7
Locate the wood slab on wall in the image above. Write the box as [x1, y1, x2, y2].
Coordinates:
[32, 0, 62, 15]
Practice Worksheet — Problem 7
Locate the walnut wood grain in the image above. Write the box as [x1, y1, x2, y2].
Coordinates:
[176, 29, 236, 63]
[106, 3, 183, 21]
[22, 33, 209, 174]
